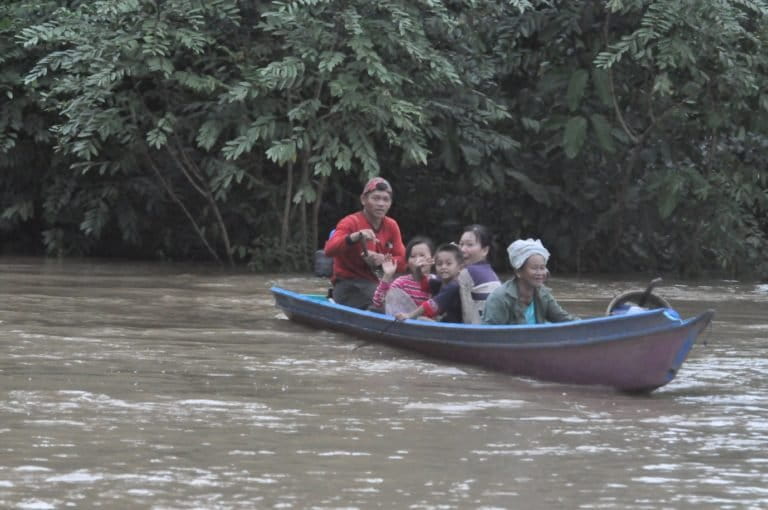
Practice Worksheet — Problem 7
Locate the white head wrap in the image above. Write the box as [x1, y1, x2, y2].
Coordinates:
[507, 238, 550, 270]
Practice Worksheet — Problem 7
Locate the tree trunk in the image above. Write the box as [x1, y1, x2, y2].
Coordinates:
[313, 173, 328, 250]
[298, 149, 312, 267]
[280, 161, 294, 256]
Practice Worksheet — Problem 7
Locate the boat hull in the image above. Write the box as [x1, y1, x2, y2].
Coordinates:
[271, 287, 714, 392]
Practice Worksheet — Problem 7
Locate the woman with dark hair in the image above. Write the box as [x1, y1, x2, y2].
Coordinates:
[456, 224, 501, 323]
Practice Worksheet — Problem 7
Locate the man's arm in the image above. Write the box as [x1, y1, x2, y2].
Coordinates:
[324, 216, 358, 256]
[387, 220, 407, 272]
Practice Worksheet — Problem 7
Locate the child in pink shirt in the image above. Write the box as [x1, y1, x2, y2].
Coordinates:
[371, 237, 435, 313]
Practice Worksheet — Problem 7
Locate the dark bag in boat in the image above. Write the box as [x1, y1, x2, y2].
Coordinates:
[313, 250, 333, 277]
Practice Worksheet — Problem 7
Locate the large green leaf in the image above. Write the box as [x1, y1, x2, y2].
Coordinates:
[562, 116, 587, 159]
[566, 69, 589, 112]
[591, 68, 612, 107]
[506, 170, 552, 205]
[658, 178, 682, 219]
[589, 114, 615, 153]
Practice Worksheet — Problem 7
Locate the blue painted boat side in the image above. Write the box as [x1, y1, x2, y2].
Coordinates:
[270, 286, 714, 392]
[270, 286, 707, 348]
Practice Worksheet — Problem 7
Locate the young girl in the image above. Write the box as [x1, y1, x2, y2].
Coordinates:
[395, 243, 463, 322]
[371, 236, 435, 314]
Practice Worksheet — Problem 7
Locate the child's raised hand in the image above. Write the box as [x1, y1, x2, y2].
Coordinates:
[381, 254, 397, 281]
[415, 256, 434, 275]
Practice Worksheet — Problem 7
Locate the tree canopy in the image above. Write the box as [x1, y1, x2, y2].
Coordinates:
[2, 0, 767, 277]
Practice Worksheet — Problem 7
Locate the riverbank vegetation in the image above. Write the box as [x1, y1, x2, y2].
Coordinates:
[2, 0, 767, 277]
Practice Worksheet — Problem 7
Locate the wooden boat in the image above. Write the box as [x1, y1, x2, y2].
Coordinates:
[271, 286, 714, 393]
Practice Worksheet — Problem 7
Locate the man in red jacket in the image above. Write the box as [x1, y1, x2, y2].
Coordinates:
[324, 177, 406, 309]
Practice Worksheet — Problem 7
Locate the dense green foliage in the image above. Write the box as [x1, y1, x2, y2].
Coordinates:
[2, 0, 767, 277]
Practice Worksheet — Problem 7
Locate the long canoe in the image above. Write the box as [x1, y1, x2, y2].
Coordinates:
[271, 286, 714, 393]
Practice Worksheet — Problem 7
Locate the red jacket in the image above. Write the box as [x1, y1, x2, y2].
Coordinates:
[324, 211, 406, 282]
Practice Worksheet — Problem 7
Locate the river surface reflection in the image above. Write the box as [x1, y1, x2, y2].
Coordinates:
[1, 257, 766, 509]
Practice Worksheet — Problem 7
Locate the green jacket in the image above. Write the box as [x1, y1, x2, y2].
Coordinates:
[482, 278, 578, 325]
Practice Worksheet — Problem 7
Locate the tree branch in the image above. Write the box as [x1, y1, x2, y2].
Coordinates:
[171, 136, 235, 266]
[603, 12, 639, 144]
[143, 152, 223, 264]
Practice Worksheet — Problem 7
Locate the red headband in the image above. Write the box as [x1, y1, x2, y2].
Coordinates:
[362, 177, 392, 195]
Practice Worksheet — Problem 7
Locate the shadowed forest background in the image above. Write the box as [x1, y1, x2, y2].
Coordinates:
[1, 0, 767, 277]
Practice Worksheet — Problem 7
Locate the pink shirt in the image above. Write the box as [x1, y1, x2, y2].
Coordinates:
[372, 274, 431, 310]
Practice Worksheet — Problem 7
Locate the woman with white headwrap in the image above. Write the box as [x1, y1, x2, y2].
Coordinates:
[482, 238, 578, 325]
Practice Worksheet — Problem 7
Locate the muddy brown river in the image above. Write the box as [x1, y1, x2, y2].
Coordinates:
[1, 257, 766, 509]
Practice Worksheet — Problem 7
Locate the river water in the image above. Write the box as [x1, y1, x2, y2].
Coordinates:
[1, 257, 766, 509]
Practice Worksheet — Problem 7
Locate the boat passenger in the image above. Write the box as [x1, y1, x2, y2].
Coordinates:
[456, 224, 501, 324]
[324, 177, 406, 309]
[394, 242, 463, 322]
[371, 236, 435, 314]
[482, 238, 578, 325]
[395, 225, 500, 324]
